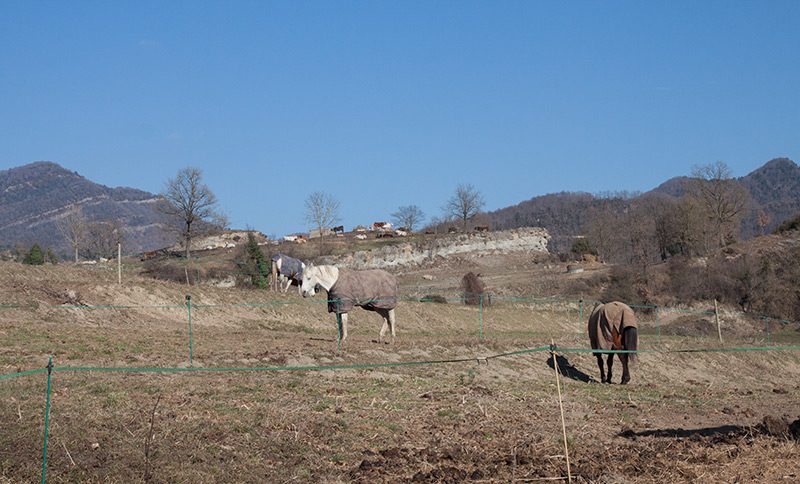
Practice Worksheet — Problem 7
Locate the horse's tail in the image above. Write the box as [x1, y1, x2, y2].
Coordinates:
[624, 327, 639, 363]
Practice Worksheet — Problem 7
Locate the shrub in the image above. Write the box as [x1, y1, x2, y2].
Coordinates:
[421, 294, 448, 304]
[461, 272, 489, 306]
[571, 237, 596, 257]
[773, 213, 800, 234]
[239, 232, 271, 288]
[22, 244, 45, 265]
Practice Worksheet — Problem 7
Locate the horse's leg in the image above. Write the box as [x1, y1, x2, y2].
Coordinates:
[619, 353, 631, 385]
[378, 308, 389, 342]
[338, 312, 349, 344]
[605, 354, 614, 383]
[595, 354, 606, 383]
[378, 308, 396, 343]
[388, 308, 396, 340]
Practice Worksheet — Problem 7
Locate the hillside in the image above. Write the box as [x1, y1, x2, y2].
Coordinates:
[488, 157, 800, 251]
[1, 234, 800, 483]
[2, 157, 798, 256]
[489, 191, 633, 253]
[0, 162, 172, 253]
[739, 158, 800, 237]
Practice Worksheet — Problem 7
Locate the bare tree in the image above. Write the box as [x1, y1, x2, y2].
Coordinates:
[304, 191, 341, 249]
[689, 161, 750, 250]
[157, 167, 228, 258]
[391, 205, 425, 232]
[757, 209, 771, 236]
[425, 215, 447, 234]
[57, 206, 88, 262]
[584, 206, 621, 263]
[443, 183, 486, 232]
[87, 220, 126, 259]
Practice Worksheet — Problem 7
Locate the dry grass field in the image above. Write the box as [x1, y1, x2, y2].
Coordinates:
[2, 257, 800, 483]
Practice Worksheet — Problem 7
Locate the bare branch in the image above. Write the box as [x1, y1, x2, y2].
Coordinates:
[157, 167, 225, 258]
[689, 161, 751, 249]
[443, 183, 486, 231]
[56, 206, 88, 263]
[391, 205, 425, 232]
[304, 191, 341, 251]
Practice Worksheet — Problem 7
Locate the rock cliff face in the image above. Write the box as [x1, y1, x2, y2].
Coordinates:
[320, 227, 550, 270]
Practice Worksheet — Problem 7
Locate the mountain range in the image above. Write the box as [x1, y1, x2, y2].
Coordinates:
[489, 157, 800, 252]
[2, 158, 799, 255]
[0, 162, 172, 254]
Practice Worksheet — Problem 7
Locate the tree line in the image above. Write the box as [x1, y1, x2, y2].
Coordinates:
[576, 162, 751, 264]
[46, 165, 492, 261]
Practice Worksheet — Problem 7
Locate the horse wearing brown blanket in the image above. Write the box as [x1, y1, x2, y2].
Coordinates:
[300, 265, 397, 345]
[588, 301, 639, 384]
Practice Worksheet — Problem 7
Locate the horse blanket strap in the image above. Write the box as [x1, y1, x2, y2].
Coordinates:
[326, 268, 397, 314]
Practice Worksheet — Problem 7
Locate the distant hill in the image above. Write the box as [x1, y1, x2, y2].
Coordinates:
[489, 191, 633, 253]
[489, 157, 800, 252]
[0, 162, 172, 254]
[3, 158, 799, 257]
[739, 158, 800, 238]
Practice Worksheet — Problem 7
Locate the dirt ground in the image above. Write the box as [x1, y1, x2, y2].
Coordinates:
[1, 259, 800, 483]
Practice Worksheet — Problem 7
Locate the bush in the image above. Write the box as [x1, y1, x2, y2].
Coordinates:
[239, 232, 271, 288]
[571, 237, 596, 257]
[421, 294, 448, 304]
[599, 265, 642, 306]
[143, 259, 197, 284]
[773, 213, 800, 234]
[22, 244, 45, 265]
[461, 272, 490, 306]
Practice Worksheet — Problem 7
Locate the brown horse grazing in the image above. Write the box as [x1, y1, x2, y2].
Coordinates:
[588, 301, 639, 384]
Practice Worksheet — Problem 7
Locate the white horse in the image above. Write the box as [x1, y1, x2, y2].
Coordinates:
[271, 254, 305, 293]
[300, 265, 397, 345]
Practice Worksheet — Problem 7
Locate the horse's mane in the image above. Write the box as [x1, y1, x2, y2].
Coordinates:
[307, 264, 339, 289]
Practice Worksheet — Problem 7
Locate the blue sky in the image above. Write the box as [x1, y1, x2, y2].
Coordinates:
[2, 1, 798, 238]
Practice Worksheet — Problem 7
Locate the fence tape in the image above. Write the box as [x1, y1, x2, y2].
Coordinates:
[4, 345, 800, 381]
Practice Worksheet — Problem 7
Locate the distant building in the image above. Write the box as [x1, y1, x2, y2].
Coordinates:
[309, 228, 333, 239]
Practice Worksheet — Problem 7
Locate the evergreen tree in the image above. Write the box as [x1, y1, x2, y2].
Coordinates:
[570, 237, 596, 257]
[245, 232, 270, 287]
[47, 248, 58, 264]
[23, 244, 45, 265]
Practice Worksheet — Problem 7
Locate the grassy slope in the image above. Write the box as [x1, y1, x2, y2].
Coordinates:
[2, 261, 800, 483]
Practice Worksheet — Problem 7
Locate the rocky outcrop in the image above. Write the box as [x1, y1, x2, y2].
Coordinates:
[169, 230, 270, 252]
[320, 227, 550, 270]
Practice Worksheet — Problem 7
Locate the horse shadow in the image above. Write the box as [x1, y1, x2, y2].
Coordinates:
[546, 354, 593, 383]
[620, 425, 746, 440]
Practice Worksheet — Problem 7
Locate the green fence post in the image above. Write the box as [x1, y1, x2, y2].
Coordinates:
[479, 295, 483, 343]
[258, 263, 263, 290]
[336, 300, 341, 350]
[186, 295, 193, 365]
[766, 317, 770, 346]
[655, 305, 660, 345]
[41, 358, 53, 484]
[579, 299, 583, 342]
